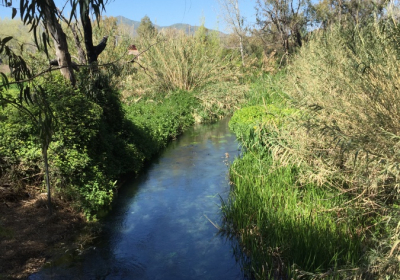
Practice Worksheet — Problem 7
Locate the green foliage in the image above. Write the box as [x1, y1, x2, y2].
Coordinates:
[312, 0, 388, 28]
[223, 73, 367, 278]
[225, 17, 400, 279]
[123, 28, 242, 96]
[228, 77, 296, 148]
[124, 91, 197, 159]
[285, 20, 400, 198]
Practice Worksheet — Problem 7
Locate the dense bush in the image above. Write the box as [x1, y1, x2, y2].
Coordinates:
[124, 90, 197, 159]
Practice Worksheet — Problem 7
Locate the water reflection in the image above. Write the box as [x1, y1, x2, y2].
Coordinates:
[30, 118, 246, 280]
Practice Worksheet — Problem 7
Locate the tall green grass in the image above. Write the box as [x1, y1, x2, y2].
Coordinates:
[120, 27, 248, 122]
[284, 21, 400, 196]
[224, 152, 363, 279]
[223, 86, 364, 278]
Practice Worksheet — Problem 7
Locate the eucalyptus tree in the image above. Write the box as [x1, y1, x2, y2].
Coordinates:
[2, 0, 111, 84]
[0, 0, 112, 214]
[0, 36, 55, 214]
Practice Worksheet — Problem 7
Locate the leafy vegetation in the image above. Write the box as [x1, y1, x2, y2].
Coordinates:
[0, 10, 246, 219]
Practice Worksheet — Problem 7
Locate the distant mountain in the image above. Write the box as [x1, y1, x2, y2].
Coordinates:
[116, 15, 221, 36]
[164, 23, 202, 35]
[116, 16, 141, 29]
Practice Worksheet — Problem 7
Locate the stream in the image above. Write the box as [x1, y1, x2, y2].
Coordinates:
[29, 118, 246, 280]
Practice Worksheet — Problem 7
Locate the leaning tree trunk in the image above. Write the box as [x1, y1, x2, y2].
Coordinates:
[70, 22, 87, 64]
[44, 0, 76, 85]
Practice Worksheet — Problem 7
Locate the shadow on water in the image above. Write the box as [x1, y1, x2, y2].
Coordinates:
[29, 118, 252, 280]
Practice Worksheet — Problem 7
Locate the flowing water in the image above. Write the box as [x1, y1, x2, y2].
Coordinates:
[29, 118, 246, 280]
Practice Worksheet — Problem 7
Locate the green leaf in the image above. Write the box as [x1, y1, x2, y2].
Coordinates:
[42, 32, 49, 59]
[12, 8, 17, 19]
[0, 72, 9, 89]
[2, 36, 13, 45]
[23, 86, 31, 105]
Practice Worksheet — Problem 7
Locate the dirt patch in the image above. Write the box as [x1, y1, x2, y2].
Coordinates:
[0, 64, 10, 74]
[0, 186, 89, 279]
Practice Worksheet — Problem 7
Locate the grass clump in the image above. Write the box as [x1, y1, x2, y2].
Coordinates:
[285, 21, 400, 194]
[121, 26, 247, 121]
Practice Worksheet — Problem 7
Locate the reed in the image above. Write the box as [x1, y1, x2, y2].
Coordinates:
[123, 28, 242, 97]
[281, 20, 400, 277]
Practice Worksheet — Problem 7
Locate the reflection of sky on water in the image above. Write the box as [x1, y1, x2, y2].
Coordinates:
[29, 118, 245, 280]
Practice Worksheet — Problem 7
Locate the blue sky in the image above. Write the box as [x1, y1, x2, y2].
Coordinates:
[0, 0, 258, 31]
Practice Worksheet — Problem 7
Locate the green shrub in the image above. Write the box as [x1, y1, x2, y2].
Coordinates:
[285, 21, 400, 196]
[124, 90, 197, 159]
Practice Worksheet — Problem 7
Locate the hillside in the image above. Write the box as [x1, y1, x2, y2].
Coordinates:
[116, 15, 222, 36]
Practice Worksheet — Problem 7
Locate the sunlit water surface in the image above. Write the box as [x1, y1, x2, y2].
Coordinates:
[29, 118, 246, 280]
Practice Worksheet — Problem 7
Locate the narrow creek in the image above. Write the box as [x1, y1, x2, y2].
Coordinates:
[29, 118, 246, 280]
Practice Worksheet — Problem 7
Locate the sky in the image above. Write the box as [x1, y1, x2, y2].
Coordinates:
[0, 0, 258, 32]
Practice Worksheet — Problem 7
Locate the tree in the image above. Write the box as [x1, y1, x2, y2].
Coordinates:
[256, 0, 313, 54]
[218, 0, 246, 66]
[137, 15, 157, 38]
[0, 0, 112, 214]
[0, 37, 55, 214]
[313, 0, 389, 28]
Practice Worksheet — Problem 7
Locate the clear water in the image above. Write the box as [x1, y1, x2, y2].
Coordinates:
[29, 118, 246, 280]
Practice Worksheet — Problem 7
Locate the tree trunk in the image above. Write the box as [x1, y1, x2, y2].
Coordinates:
[79, 2, 97, 64]
[42, 144, 52, 215]
[79, 2, 108, 68]
[69, 22, 87, 64]
[44, 0, 76, 85]
[239, 34, 245, 66]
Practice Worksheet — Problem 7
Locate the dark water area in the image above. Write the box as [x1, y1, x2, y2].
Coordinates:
[29, 118, 247, 280]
